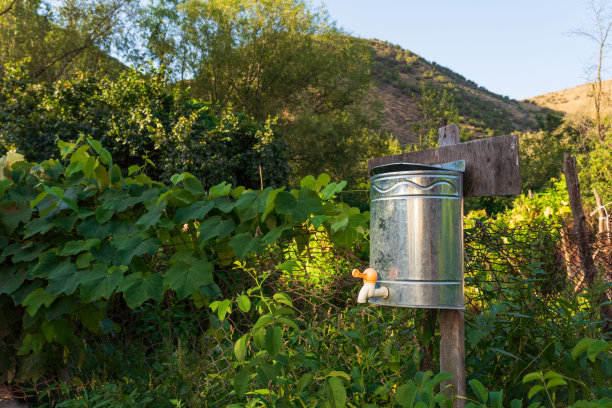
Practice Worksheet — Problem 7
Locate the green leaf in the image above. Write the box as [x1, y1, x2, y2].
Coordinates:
[528, 385, 545, 399]
[252, 314, 273, 331]
[543, 371, 562, 380]
[572, 338, 593, 359]
[234, 369, 250, 398]
[326, 371, 351, 382]
[265, 326, 282, 358]
[546, 378, 567, 388]
[0, 200, 31, 234]
[234, 333, 249, 362]
[45, 262, 80, 295]
[261, 187, 284, 221]
[275, 189, 322, 223]
[469, 379, 488, 403]
[229, 233, 266, 259]
[321, 181, 347, 200]
[59, 239, 100, 256]
[118, 273, 164, 308]
[41, 320, 74, 344]
[510, 399, 523, 408]
[111, 236, 160, 265]
[24, 216, 54, 238]
[0, 266, 26, 295]
[183, 177, 204, 195]
[326, 376, 347, 408]
[276, 317, 299, 331]
[22, 288, 57, 316]
[209, 182, 232, 198]
[296, 373, 313, 395]
[523, 372, 543, 384]
[316, 173, 331, 189]
[174, 201, 214, 224]
[18, 333, 46, 355]
[199, 216, 235, 243]
[236, 294, 251, 312]
[587, 340, 609, 362]
[164, 259, 213, 298]
[12, 242, 49, 262]
[110, 164, 122, 184]
[489, 390, 503, 408]
[80, 264, 126, 301]
[262, 224, 291, 245]
[217, 299, 232, 320]
[136, 205, 163, 230]
[431, 372, 453, 388]
[395, 383, 417, 408]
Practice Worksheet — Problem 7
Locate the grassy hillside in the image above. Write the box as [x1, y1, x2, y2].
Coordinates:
[525, 79, 612, 119]
[367, 40, 552, 144]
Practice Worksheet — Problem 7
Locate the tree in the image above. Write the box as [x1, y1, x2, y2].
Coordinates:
[0, 0, 135, 81]
[411, 83, 460, 150]
[137, 0, 393, 184]
[573, 0, 612, 143]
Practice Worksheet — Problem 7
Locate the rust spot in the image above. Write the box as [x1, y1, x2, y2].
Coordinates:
[486, 158, 491, 163]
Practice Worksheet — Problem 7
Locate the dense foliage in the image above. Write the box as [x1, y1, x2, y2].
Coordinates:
[0, 62, 289, 190]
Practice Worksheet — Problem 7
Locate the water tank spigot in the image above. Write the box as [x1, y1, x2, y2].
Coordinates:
[352, 268, 389, 303]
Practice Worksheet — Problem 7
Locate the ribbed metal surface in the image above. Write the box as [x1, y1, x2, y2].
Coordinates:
[369, 166, 464, 309]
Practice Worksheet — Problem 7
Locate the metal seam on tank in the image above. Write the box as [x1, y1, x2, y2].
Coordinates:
[371, 195, 462, 201]
[371, 180, 458, 194]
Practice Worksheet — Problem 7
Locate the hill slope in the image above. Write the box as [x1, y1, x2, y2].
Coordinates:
[525, 79, 612, 119]
[367, 40, 551, 144]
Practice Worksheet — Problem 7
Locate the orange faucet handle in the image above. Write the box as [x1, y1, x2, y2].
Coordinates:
[351, 268, 378, 283]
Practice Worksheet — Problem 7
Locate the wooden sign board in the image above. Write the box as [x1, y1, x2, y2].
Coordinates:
[368, 134, 521, 197]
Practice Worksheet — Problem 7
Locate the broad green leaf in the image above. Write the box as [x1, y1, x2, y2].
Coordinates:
[17, 333, 46, 355]
[300, 175, 316, 190]
[276, 317, 299, 331]
[523, 372, 543, 383]
[316, 173, 331, 189]
[253, 314, 273, 331]
[229, 233, 266, 259]
[511, 399, 523, 408]
[199, 216, 235, 244]
[265, 326, 282, 358]
[395, 383, 417, 408]
[571, 338, 593, 359]
[261, 187, 284, 221]
[296, 373, 313, 395]
[80, 264, 126, 301]
[528, 385, 545, 399]
[209, 182, 232, 198]
[111, 236, 160, 265]
[543, 371, 563, 380]
[0, 200, 31, 234]
[262, 224, 290, 245]
[587, 340, 609, 362]
[22, 288, 57, 316]
[326, 376, 347, 408]
[234, 333, 249, 362]
[174, 201, 214, 224]
[41, 320, 74, 344]
[489, 390, 503, 408]
[0, 266, 26, 295]
[53, 211, 78, 231]
[469, 379, 488, 403]
[12, 242, 49, 263]
[236, 295, 251, 312]
[321, 181, 347, 200]
[234, 369, 250, 398]
[110, 164, 122, 184]
[216, 299, 232, 320]
[431, 372, 453, 387]
[546, 378, 567, 388]
[136, 205, 163, 230]
[118, 273, 164, 308]
[59, 239, 100, 256]
[275, 189, 322, 223]
[45, 262, 80, 295]
[24, 216, 54, 238]
[164, 259, 213, 298]
[183, 177, 204, 195]
[30, 251, 59, 278]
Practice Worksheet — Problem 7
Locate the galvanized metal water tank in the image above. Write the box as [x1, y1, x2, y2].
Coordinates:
[368, 162, 464, 309]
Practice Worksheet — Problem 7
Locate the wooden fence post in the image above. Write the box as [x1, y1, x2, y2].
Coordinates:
[438, 124, 466, 408]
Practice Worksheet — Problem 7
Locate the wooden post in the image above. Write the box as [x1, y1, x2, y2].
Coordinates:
[438, 124, 466, 407]
[593, 188, 608, 234]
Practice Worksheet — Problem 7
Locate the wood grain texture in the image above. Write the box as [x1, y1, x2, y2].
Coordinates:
[368, 134, 521, 197]
[438, 123, 460, 147]
[440, 310, 466, 407]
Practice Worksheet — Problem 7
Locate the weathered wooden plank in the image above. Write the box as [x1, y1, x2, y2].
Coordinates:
[368, 134, 521, 197]
[438, 123, 460, 147]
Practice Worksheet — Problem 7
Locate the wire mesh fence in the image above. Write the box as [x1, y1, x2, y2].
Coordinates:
[6, 218, 612, 406]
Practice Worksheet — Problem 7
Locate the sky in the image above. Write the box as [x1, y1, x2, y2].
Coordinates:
[314, 0, 612, 100]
